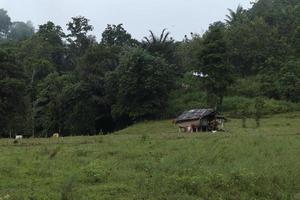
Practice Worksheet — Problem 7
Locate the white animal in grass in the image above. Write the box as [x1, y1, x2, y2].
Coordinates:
[52, 133, 60, 138]
[15, 135, 23, 140]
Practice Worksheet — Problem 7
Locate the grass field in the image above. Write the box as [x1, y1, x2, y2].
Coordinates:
[0, 113, 300, 200]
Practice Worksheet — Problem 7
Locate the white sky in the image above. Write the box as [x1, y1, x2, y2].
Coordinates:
[0, 0, 252, 41]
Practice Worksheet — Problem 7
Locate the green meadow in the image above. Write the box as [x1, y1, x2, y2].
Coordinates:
[1, 113, 300, 200]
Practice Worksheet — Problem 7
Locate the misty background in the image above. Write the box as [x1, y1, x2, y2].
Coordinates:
[1, 0, 251, 40]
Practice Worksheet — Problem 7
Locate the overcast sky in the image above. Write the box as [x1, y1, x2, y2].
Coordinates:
[1, 0, 251, 41]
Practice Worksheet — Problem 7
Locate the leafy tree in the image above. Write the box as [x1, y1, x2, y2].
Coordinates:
[17, 22, 66, 137]
[0, 49, 26, 137]
[101, 24, 139, 47]
[0, 9, 11, 39]
[236, 101, 251, 128]
[71, 45, 117, 134]
[227, 16, 287, 76]
[258, 74, 280, 99]
[199, 22, 234, 110]
[249, 0, 300, 38]
[34, 73, 71, 136]
[176, 33, 203, 73]
[106, 47, 175, 123]
[62, 81, 113, 135]
[80, 44, 121, 75]
[277, 72, 300, 102]
[67, 16, 94, 55]
[36, 22, 67, 72]
[19, 21, 66, 74]
[37, 21, 65, 45]
[8, 21, 34, 41]
[225, 5, 247, 25]
[143, 29, 176, 64]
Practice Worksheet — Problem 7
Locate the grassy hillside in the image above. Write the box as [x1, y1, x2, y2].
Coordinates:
[1, 113, 300, 200]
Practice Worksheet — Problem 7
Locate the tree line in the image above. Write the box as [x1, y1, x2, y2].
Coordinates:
[0, 0, 299, 137]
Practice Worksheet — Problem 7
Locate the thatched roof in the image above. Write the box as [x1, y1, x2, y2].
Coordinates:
[175, 109, 215, 123]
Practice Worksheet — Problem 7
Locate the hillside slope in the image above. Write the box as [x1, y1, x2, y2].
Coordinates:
[0, 113, 300, 199]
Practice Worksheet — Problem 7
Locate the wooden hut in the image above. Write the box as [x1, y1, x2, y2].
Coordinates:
[175, 109, 219, 132]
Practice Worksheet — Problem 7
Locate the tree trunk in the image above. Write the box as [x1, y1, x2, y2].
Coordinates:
[218, 96, 224, 112]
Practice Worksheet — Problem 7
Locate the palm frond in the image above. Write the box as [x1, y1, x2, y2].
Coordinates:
[160, 29, 166, 42]
[143, 36, 150, 44]
[149, 30, 157, 43]
[162, 31, 170, 43]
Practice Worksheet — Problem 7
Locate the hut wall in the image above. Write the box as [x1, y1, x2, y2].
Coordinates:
[177, 120, 200, 128]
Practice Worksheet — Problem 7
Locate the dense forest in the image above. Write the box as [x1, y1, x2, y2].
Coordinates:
[0, 0, 299, 137]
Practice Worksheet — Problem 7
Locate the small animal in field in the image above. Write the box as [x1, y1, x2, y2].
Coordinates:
[13, 135, 23, 144]
[52, 133, 59, 138]
[15, 135, 23, 140]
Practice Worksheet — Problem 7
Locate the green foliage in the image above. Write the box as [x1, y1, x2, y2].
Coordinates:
[0, 48, 26, 137]
[277, 71, 300, 102]
[223, 96, 300, 116]
[107, 47, 175, 122]
[228, 77, 261, 97]
[19, 21, 66, 74]
[142, 29, 177, 64]
[225, 5, 246, 25]
[176, 34, 203, 72]
[34, 73, 66, 136]
[80, 43, 121, 73]
[62, 82, 106, 135]
[37, 21, 65, 45]
[294, 26, 300, 55]
[1, 0, 300, 136]
[263, 99, 300, 114]
[199, 22, 234, 109]
[101, 24, 139, 47]
[165, 73, 207, 118]
[66, 16, 94, 55]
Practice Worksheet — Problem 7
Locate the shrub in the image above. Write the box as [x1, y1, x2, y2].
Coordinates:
[223, 96, 253, 114]
[263, 99, 299, 114]
[224, 96, 300, 116]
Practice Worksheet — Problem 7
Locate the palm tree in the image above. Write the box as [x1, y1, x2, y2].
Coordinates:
[225, 5, 246, 25]
[143, 29, 172, 45]
[142, 29, 175, 63]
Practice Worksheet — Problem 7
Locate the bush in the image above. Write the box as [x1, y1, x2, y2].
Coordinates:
[224, 96, 300, 116]
[223, 96, 253, 114]
[263, 99, 300, 114]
